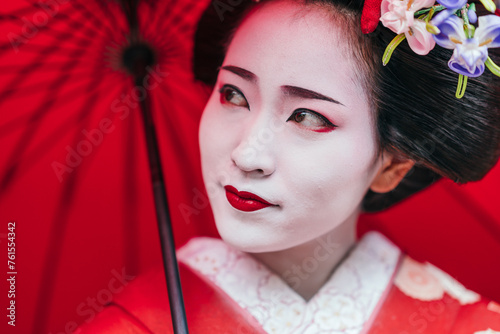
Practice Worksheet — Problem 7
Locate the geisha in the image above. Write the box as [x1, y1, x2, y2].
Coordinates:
[76, 0, 500, 333]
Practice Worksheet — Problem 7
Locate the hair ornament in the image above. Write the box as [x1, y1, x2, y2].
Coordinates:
[363, 0, 500, 98]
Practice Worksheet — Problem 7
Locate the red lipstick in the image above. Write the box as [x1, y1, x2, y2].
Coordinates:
[224, 185, 275, 212]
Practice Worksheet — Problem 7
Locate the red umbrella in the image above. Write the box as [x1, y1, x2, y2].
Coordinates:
[0, 0, 217, 333]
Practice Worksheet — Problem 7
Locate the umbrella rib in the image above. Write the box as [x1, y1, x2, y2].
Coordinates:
[151, 42, 184, 69]
[38, 5, 114, 45]
[91, 0, 128, 36]
[4, 47, 111, 64]
[21, 0, 115, 40]
[2, 2, 67, 28]
[140, 1, 164, 37]
[146, 2, 189, 44]
[0, 31, 106, 191]
[12, 42, 104, 57]
[153, 0, 199, 45]
[32, 59, 113, 333]
[122, 103, 141, 276]
[29, 24, 109, 51]
[31, 135, 92, 334]
[0, 4, 48, 19]
[144, 21, 196, 70]
[0, 17, 97, 104]
[68, 1, 119, 40]
[0, 70, 101, 98]
[0, 82, 125, 200]
[0, 3, 66, 27]
[0, 58, 111, 73]
[0, 5, 79, 54]
[0, 1, 117, 59]
[0, 70, 122, 139]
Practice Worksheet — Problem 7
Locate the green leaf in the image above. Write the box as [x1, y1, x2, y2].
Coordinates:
[479, 0, 496, 13]
[426, 22, 440, 35]
[485, 57, 500, 77]
[414, 5, 445, 17]
[383, 34, 406, 66]
[455, 74, 468, 99]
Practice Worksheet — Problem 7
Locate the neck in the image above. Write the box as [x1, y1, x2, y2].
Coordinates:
[249, 212, 358, 301]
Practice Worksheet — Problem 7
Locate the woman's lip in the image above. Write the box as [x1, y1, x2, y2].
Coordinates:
[224, 185, 276, 212]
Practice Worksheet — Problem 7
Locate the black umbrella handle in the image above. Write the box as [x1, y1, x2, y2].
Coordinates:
[137, 82, 189, 334]
[119, 1, 188, 329]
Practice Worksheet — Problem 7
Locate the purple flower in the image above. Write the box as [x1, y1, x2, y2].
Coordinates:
[475, 14, 500, 48]
[432, 15, 465, 48]
[433, 14, 500, 77]
[449, 40, 488, 77]
[436, 0, 467, 9]
[430, 9, 456, 28]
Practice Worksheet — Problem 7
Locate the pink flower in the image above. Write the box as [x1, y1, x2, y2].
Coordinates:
[381, 0, 437, 54]
[407, 19, 436, 55]
[381, 0, 436, 34]
[381, 0, 415, 34]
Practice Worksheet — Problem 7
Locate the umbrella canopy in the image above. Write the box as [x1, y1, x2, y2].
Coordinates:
[0, 0, 218, 333]
[0, 0, 499, 333]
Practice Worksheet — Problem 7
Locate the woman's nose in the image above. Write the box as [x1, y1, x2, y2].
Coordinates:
[230, 119, 276, 176]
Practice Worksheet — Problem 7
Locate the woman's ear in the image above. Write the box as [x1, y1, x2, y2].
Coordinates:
[370, 152, 415, 193]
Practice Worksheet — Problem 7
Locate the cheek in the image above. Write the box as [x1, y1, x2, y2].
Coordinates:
[199, 99, 223, 173]
[199, 93, 228, 150]
[280, 133, 379, 212]
[199, 97, 239, 183]
[289, 134, 377, 179]
[199, 92, 220, 144]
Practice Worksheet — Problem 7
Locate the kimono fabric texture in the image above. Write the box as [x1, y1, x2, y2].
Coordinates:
[75, 231, 500, 333]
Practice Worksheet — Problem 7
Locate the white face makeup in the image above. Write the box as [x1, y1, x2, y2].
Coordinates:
[199, 1, 383, 253]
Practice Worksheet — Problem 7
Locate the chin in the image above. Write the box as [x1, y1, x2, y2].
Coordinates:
[214, 216, 313, 255]
[216, 223, 268, 253]
[214, 217, 286, 254]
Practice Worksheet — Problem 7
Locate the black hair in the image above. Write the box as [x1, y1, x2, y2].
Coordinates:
[193, 0, 500, 212]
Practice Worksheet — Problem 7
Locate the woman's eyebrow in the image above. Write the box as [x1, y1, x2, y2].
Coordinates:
[219, 67, 343, 106]
[220, 65, 257, 83]
[282, 85, 344, 106]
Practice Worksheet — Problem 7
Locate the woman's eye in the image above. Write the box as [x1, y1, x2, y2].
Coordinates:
[219, 85, 248, 108]
[286, 109, 337, 132]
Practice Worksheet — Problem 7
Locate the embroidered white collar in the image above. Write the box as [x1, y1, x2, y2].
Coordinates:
[178, 232, 401, 334]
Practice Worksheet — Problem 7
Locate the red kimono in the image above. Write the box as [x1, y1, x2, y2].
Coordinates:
[75, 232, 500, 333]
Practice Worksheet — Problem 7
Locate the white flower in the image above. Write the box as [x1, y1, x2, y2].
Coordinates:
[394, 257, 445, 301]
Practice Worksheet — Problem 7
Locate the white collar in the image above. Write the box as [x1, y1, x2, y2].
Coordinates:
[178, 232, 401, 334]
